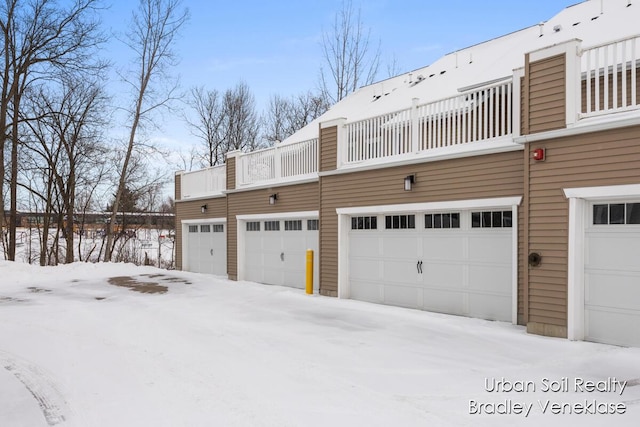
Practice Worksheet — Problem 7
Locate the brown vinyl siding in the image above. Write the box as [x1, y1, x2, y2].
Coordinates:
[581, 67, 640, 113]
[226, 182, 319, 279]
[319, 151, 524, 304]
[227, 156, 236, 190]
[520, 75, 528, 136]
[519, 147, 529, 325]
[175, 173, 182, 201]
[174, 196, 227, 270]
[526, 124, 640, 335]
[527, 54, 566, 134]
[320, 125, 337, 172]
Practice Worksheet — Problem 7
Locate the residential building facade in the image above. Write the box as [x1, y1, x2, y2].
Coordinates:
[175, 0, 640, 347]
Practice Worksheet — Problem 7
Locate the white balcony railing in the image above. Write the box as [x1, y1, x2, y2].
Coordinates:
[581, 35, 640, 118]
[344, 80, 513, 164]
[180, 164, 226, 199]
[236, 138, 318, 187]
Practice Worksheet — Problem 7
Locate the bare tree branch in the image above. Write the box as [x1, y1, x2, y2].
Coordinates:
[104, 0, 188, 262]
[319, 0, 381, 104]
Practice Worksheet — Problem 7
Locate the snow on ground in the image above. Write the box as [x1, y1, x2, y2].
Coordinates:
[0, 261, 639, 426]
[4, 227, 175, 267]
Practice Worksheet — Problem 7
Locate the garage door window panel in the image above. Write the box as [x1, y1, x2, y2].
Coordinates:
[285, 220, 302, 231]
[385, 215, 415, 229]
[425, 212, 460, 229]
[188, 225, 198, 233]
[472, 211, 512, 228]
[246, 221, 260, 231]
[200, 225, 211, 232]
[351, 216, 377, 230]
[265, 220, 280, 231]
[593, 203, 640, 225]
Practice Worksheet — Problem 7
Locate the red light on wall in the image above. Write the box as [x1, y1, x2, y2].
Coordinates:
[533, 148, 545, 161]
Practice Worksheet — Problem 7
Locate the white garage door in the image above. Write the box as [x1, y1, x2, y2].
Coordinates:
[185, 223, 227, 275]
[245, 218, 319, 290]
[585, 201, 640, 347]
[349, 210, 512, 321]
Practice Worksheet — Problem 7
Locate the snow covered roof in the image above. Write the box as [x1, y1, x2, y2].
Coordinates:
[284, 0, 640, 144]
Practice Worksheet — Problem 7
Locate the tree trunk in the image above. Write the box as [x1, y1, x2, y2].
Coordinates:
[8, 88, 19, 261]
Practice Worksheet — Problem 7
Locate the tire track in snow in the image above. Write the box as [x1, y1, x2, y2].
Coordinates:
[0, 351, 70, 426]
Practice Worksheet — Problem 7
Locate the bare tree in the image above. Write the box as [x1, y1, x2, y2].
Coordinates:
[291, 91, 329, 131]
[21, 76, 109, 264]
[386, 53, 402, 78]
[319, 0, 381, 104]
[262, 94, 290, 144]
[185, 86, 225, 167]
[0, 0, 105, 261]
[262, 91, 328, 144]
[222, 81, 261, 153]
[104, 0, 188, 262]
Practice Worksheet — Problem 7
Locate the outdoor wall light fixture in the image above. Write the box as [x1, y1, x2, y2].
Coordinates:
[404, 175, 415, 191]
[269, 194, 278, 205]
[200, 204, 207, 214]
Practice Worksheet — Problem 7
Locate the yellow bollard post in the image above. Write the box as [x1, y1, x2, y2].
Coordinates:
[305, 249, 314, 294]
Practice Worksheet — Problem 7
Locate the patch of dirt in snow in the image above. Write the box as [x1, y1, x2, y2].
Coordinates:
[27, 287, 51, 293]
[0, 296, 26, 304]
[140, 273, 192, 284]
[107, 274, 190, 294]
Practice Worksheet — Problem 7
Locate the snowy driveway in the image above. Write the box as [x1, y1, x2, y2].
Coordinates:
[0, 261, 639, 426]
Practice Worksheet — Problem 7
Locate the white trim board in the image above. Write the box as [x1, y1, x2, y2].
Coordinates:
[176, 194, 226, 203]
[236, 211, 319, 221]
[336, 197, 522, 216]
[181, 218, 227, 225]
[223, 176, 318, 194]
[563, 183, 640, 341]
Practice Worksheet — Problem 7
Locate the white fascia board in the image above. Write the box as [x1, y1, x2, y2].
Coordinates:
[181, 217, 226, 225]
[176, 193, 226, 203]
[236, 211, 319, 221]
[223, 176, 318, 194]
[528, 38, 581, 62]
[515, 113, 640, 144]
[336, 197, 522, 216]
[320, 117, 347, 129]
[563, 183, 640, 200]
[322, 138, 522, 177]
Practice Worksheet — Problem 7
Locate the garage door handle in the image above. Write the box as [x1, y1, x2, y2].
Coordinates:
[280, 252, 284, 261]
[210, 249, 213, 256]
[417, 261, 423, 274]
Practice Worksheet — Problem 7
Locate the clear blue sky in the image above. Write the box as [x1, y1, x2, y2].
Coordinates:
[102, 0, 582, 154]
